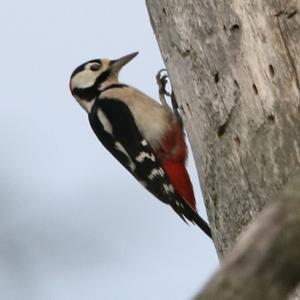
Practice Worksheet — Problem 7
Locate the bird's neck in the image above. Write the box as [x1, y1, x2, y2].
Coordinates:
[99, 76, 120, 92]
[77, 76, 121, 113]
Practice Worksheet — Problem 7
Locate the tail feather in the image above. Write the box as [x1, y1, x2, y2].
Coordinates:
[157, 123, 211, 238]
[163, 160, 212, 239]
[190, 209, 212, 238]
[172, 198, 212, 239]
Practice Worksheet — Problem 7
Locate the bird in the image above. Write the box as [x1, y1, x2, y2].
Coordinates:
[69, 52, 212, 239]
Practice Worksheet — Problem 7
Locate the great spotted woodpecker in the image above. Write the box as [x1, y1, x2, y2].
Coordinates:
[69, 52, 211, 238]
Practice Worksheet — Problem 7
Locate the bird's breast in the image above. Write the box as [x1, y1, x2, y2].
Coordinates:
[100, 86, 173, 148]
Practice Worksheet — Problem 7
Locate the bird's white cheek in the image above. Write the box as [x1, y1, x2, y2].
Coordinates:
[71, 71, 97, 89]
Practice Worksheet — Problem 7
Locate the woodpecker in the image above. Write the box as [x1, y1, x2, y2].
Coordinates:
[69, 52, 212, 238]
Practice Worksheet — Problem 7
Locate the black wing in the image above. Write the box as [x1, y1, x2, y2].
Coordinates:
[88, 98, 211, 238]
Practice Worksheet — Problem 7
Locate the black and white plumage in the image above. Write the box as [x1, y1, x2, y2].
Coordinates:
[69, 52, 211, 238]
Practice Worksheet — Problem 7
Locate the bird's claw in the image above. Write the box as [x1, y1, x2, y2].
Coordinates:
[155, 68, 183, 127]
[156, 69, 172, 101]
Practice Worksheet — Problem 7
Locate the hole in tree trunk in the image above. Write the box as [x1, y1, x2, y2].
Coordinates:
[234, 79, 240, 88]
[218, 123, 227, 137]
[180, 104, 185, 115]
[287, 10, 297, 18]
[214, 72, 219, 83]
[252, 83, 258, 95]
[186, 102, 192, 115]
[269, 65, 275, 77]
[234, 135, 241, 145]
[230, 24, 240, 32]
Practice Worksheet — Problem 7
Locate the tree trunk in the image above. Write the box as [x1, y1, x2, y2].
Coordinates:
[146, 0, 300, 298]
[196, 171, 300, 300]
[146, 0, 300, 255]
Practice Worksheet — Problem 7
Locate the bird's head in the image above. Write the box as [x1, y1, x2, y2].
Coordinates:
[70, 52, 138, 111]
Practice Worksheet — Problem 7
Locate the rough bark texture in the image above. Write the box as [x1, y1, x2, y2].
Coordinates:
[147, 1, 300, 299]
[146, 0, 300, 257]
[194, 171, 300, 300]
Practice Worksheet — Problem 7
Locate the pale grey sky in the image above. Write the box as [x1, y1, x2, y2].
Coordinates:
[0, 1, 218, 299]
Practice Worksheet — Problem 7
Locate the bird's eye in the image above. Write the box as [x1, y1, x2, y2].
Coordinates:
[90, 64, 101, 71]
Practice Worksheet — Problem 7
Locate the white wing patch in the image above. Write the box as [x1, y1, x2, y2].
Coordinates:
[136, 151, 156, 163]
[175, 200, 184, 208]
[163, 183, 175, 194]
[141, 140, 148, 146]
[148, 168, 165, 180]
[97, 109, 113, 134]
[115, 142, 136, 171]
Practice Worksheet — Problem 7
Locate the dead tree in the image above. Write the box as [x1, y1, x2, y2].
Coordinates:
[146, 0, 300, 298]
[196, 171, 300, 300]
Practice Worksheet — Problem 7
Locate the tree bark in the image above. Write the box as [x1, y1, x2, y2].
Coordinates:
[146, 0, 300, 255]
[146, 0, 300, 299]
[195, 171, 300, 300]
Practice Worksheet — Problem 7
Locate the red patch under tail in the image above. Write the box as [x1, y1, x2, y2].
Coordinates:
[163, 160, 196, 210]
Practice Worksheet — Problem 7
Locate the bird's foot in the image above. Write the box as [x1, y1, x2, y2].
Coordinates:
[155, 69, 183, 127]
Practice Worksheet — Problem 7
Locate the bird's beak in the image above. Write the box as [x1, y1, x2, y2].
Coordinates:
[110, 52, 139, 71]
